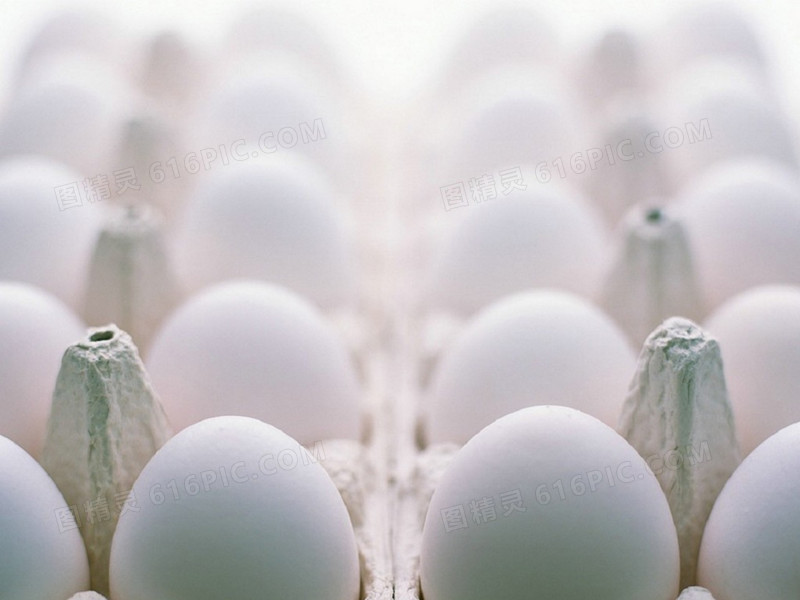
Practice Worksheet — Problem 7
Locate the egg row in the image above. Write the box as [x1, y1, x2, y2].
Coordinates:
[5, 397, 800, 600]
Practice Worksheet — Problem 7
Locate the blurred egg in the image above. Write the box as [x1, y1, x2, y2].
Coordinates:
[0, 434, 90, 599]
[224, 7, 344, 86]
[15, 9, 130, 82]
[197, 58, 349, 185]
[173, 156, 358, 309]
[109, 416, 360, 600]
[420, 406, 680, 600]
[436, 7, 557, 97]
[440, 73, 580, 187]
[146, 281, 361, 443]
[663, 88, 796, 186]
[0, 56, 130, 176]
[427, 291, 635, 444]
[0, 156, 105, 309]
[425, 186, 608, 316]
[704, 285, 800, 455]
[697, 421, 800, 599]
[676, 159, 800, 311]
[656, 3, 766, 77]
[0, 282, 85, 457]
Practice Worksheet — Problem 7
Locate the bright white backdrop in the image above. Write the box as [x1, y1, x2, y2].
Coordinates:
[1, 0, 799, 113]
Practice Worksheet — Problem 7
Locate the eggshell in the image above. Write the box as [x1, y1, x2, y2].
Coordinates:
[0, 156, 105, 309]
[425, 187, 608, 316]
[420, 406, 680, 600]
[656, 4, 766, 77]
[0, 59, 128, 176]
[704, 285, 800, 455]
[109, 416, 360, 600]
[427, 291, 635, 444]
[676, 159, 800, 311]
[0, 282, 85, 456]
[441, 80, 579, 188]
[697, 421, 800, 599]
[664, 89, 796, 186]
[173, 156, 357, 309]
[0, 435, 90, 599]
[436, 7, 557, 96]
[145, 281, 361, 443]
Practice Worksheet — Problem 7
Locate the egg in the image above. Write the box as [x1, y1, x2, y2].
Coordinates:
[676, 159, 800, 311]
[0, 282, 85, 456]
[0, 434, 90, 599]
[14, 9, 130, 83]
[435, 7, 557, 97]
[427, 291, 635, 444]
[172, 156, 358, 309]
[0, 57, 129, 176]
[440, 78, 579, 189]
[656, 3, 766, 77]
[420, 406, 680, 600]
[425, 186, 608, 316]
[196, 59, 350, 185]
[224, 7, 344, 86]
[145, 281, 361, 443]
[697, 421, 800, 599]
[0, 156, 105, 309]
[109, 416, 360, 600]
[663, 89, 796, 186]
[704, 285, 800, 455]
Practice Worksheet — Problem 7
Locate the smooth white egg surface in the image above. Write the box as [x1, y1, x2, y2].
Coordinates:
[173, 156, 358, 310]
[0, 281, 85, 457]
[146, 281, 362, 443]
[109, 416, 360, 600]
[420, 406, 680, 600]
[0, 435, 90, 599]
[697, 421, 800, 599]
[427, 291, 635, 444]
[425, 187, 608, 316]
[704, 285, 800, 455]
[676, 159, 800, 312]
[0, 156, 105, 309]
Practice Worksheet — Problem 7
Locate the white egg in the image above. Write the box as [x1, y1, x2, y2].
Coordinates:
[15, 9, 130, 82]
[197, 59, 348, 184]
[0, 59, 129, 176]
[663, 89, 796, 186]
[0, 434, 90, 599]
[436, 7, 557, 97]
[146, 281, 361, 443]
[224, 7, 344, 85]
[425, 186, 608, 316]
[173, 156, 357, 309]
[427, 291, 635, 444]
[0, 282, 85, 457]
[697, 421, 800, 599]
[420, 406, 680, 600]
[656, 4, 766, 77]
[109, 416, 360, 600]
[441, 81, 579, 188]
[0, 156, 105, 309]
[676, 159, 800, 311]
[704, 285, 800, 455]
